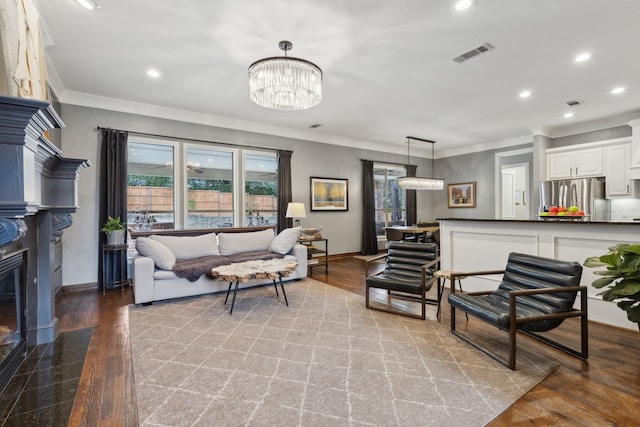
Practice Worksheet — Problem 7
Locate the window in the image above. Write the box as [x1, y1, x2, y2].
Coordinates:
[127, 138, 278, 231]
[244, 152, 278, 227]
[373, 164, 407, 237]
[186, 147, 234, 229]
[127, 141, 175, 230]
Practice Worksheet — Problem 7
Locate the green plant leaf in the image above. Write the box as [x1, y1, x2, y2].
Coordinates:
[599, 289, 616, 301]
[593, 270, 619, 277]
[591, 276, 617, 289]
[608, 280, 640, 297]
[584, 256, 607, 268]
[600, 253, 618, 267]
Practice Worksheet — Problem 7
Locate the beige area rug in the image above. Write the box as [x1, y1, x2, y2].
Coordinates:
[128, 278, 558, 426]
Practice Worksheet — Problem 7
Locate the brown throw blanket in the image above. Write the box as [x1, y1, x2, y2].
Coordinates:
[172, 251, 285, 282]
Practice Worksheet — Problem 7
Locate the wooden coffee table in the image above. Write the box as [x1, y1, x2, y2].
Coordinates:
[210, 259, 298, 314]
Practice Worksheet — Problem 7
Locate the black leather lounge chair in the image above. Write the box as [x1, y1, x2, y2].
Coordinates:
[447, 252, 588, 369]
[365, 241, 440, 320]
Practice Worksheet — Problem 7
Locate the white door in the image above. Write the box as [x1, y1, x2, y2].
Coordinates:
[501, 171, 515, 218]
[501, 164, 529, 220]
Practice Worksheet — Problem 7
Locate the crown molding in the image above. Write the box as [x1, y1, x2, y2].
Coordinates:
[437, 134, 533, 159]
[57, 90, 414, 156]
[545, 111, 640, 138]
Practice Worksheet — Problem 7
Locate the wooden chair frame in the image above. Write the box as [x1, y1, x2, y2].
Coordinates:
[449, 270, 589, 370]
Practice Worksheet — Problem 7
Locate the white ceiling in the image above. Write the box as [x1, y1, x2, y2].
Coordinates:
[36, 0, 640, 158]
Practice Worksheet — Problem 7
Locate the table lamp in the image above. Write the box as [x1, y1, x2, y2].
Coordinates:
[285, 202, 306, 227]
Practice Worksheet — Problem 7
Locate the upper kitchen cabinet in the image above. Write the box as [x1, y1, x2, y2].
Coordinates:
[547, 147, 603, 179]
[605, 143, 637, 198]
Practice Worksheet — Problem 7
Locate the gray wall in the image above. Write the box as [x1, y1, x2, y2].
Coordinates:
[58, 104, 425, 287]
[551, 125, 631, 148]
[424, 144, 533, 220]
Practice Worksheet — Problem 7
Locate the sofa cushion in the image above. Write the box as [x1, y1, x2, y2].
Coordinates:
[150, 232, 219, 260]
[269, 227, 302, 254]
[218, 228, 275, 255]
[135, 237, 176, 270]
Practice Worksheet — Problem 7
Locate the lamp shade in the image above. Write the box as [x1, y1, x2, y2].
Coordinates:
[285, 202, 306, 219]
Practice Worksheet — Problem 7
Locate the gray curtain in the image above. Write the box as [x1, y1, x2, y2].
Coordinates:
[406, 165, 417, 226]
[99, 129, 128, 291]
[361, 160, 378, 255]
[276, 150, 293, 232]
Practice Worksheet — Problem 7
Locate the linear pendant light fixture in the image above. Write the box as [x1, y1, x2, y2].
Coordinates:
[248, 41, 323, 110]
[397, 136, 444, 190]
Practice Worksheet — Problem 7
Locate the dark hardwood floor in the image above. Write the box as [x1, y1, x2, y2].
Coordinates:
[56, 257, 640, 426]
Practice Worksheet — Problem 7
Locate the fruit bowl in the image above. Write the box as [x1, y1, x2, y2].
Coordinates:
[300, 227, 322, 239]
[539, 214, 585, 221]
[540, 205, 585, 220]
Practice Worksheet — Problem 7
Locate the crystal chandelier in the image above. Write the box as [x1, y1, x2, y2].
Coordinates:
[248, 41, 322, 110]
[397, 136, 445, 190]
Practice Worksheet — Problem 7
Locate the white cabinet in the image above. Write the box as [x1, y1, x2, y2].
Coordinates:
[605, 143, 636, 197]
[547, 147, 603, 179]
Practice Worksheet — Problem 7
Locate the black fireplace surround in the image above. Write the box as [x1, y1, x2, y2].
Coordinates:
[0, 250, 26, 392]
[0, 95, 89, 393]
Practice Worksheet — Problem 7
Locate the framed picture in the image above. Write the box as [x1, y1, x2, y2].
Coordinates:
[448, 182, 476, 208]
[310, 177, 349, 211]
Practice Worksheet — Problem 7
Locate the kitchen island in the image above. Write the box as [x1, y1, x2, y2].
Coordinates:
[438, 218, 640, 330]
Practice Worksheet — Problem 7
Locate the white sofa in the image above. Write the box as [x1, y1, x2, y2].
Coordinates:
[131, 227, 307, 304]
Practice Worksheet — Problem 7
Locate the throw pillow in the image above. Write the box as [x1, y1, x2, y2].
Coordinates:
[218, 228, 275, 255]
[269, 227, 302, 254]
[135, 237, 176, 270]
[150, 232, 219, 260]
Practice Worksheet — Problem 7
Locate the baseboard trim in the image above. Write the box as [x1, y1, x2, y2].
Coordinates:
[61, 282, 98, 293]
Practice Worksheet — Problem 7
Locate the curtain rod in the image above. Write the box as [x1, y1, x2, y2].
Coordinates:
[361, 158, 416, 168]
[96, 127, 292, 154]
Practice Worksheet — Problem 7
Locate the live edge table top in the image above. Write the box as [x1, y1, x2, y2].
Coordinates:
[210, 259, 299, 283]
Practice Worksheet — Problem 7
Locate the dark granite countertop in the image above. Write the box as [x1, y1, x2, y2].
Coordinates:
[437, 218, 640, 225]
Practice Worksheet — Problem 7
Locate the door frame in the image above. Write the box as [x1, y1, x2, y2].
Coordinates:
[494, 148, 533, 219]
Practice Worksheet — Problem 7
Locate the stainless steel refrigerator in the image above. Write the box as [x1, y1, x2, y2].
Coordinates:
[539, 177, 610, 221]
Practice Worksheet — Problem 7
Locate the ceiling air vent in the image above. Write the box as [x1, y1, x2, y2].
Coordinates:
[453, 43, 494, 63]
[565, 99, 584, 107]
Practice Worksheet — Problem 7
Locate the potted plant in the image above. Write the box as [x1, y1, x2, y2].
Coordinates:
[584, 243, 640, 332]
[101, 216, 126, 245]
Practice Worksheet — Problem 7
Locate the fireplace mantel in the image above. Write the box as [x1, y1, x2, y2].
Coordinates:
[0, 95, 90, 245]
[0, 95, 90, 351]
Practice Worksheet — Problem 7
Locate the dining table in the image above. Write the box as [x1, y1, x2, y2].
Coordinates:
[385, 225, 439, 241]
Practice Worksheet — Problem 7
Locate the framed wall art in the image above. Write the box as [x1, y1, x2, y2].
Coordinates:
[310, 177, 349, 211]
[448, 182, 476, 208]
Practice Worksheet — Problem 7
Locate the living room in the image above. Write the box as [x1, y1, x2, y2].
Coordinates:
[1, 0, 640, 425]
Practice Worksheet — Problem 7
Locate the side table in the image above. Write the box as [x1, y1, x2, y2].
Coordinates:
[102, 243, 129, 294]
[297, 238, 328, 274]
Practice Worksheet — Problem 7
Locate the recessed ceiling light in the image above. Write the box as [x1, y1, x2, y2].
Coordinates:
[74, 0, 98, 10]
[611, 87, 626, 94]
[146, 69, 161, 78]
[519, 90, 532, 98]
[454, 0, 476, 11]
[575, 52, 591, 62]
[564, 112, 574, 118]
